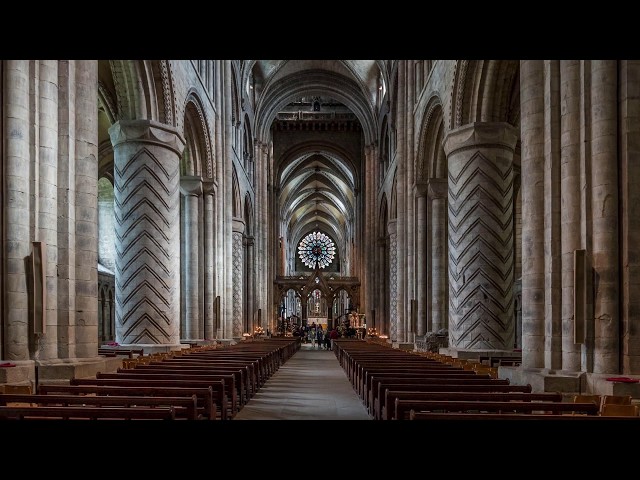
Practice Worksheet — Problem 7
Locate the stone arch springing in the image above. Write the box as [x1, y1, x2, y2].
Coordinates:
[183, 91, 213, 179]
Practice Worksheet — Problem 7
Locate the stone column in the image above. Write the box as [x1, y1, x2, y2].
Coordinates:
[74, 60, 99, 358]
[519, 61, 546, 360]
[388, 220, 398, 342]
[377, 236, 386, 335]
[232, 218, 245, 338]
[3, 60, 31, 361]
[109, 120, 185, 347]
[590, 60, 619, 374]
[559, 60, 582, 371]
[57, 60, 77, 360]
[181, 175, 202, 341]
[619, 60, 640, 374]
[414, 182, 428, 335]
[38, 60, 59, 360]
[203, 179, 216, 340]
[245, 235, 255, 333]
[429, 178, 448, 333]
[443, 122, 517, 353]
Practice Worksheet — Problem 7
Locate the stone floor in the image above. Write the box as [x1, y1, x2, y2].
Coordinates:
[233, 342, 372, 420]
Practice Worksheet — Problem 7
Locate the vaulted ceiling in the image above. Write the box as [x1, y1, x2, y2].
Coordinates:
[243, 60, 387, 273]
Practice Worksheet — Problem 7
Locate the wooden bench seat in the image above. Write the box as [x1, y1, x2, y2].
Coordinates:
[366, 374, 502, 412]
[408, 411, 640, 421]
[95, 371, 240, 415]
[0, 405, 177, 420]
[368, 377, 517, 415]
[0, 393, 201, 420]
[70, 377, 234, 418]
[394, 399, 600, 420]
[38, 384, 219, 420]
[381, 391, 563, 420]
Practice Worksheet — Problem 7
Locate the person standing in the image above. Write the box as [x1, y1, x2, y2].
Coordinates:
[316, 326, 324, 349]
[329, 327, 339, 350]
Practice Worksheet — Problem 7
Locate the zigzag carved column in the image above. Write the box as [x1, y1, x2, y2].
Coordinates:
[109, 120, 185, 348]
[388, 220, 398, 342]
[232, 218, 245, 338]
[443, 122, 517, 354]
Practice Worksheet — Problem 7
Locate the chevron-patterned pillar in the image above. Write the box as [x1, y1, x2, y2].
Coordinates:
[388, 220, 398, 342]
[232, 218, 245, 339]
[109, 120, 185, 348]
[443, 122, 518, 353]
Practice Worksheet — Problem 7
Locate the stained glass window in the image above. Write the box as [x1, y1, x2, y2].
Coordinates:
[298, 231, 336, 269]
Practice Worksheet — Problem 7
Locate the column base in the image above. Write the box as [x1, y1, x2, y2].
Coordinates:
[35, 356, 125, 387]
[499, 366, 584, 393]
[439, 347, 520, 361]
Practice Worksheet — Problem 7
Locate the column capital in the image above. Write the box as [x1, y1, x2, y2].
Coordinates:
[109, 119, 185, 156]
[202, 178, 217, 196]
[244, 236, 255, 247]
[387, 219, 397, 236]
[180, 175, 203, 196]
[443, 122, 518, 157]
[232, 217, 246, 234]
[413, 181, 429, 198]
[428, 178, 448, 199]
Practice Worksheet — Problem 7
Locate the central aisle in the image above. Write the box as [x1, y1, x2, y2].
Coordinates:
[233, 342, 372, 420]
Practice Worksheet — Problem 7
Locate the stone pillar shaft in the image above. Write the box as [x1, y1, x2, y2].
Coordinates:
[415, 184, 428, 335]
[38, 60, 59, 360]
[429, 178, 448, 333]
[520, 60, 547, 368]
[3, 60, 31, 361]
[245, 236, 255, 333]
[590, 60, 619, 374]
[444, 122, 517, 351]
[203, 180, 215, 340]
[74, 60, 99, 358]
[110, 119, 184, 346]
[181, 176, 202, 340]
[560, 60, 582, 371]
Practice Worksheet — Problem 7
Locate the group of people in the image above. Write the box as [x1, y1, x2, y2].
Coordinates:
[291, 322, 340, 350]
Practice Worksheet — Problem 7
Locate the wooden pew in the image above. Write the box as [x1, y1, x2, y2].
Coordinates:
[366, 374, 504, 413]
[408, 411, 640, 421]
[95, 371, 240, 415]
[381, 391, 563, 420]
[69, 377, 235, 419]
[38, 384, 218, 420]
[394, 399, 600, 420]
[370, 378, 524, 417]
[0, 393, 201, 420]
[0, 405, 177, 420]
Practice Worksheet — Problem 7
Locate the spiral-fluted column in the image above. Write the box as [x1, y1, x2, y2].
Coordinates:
[203, 179, 216, 340]
[444, 122, 517, 353]
[109, 120, 185, 347]
[180, 175, 202, 341]
[520, 60, 545, 368]
[429, 178, 448, 333]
